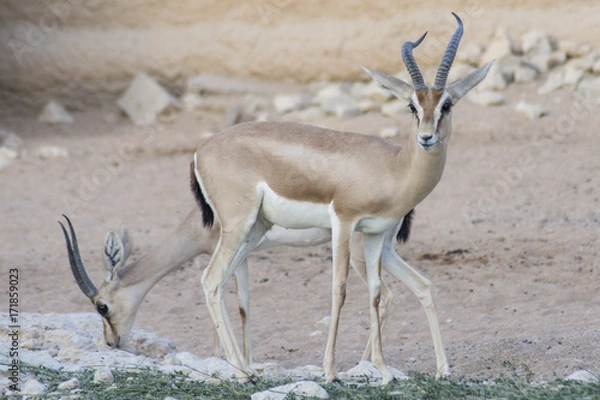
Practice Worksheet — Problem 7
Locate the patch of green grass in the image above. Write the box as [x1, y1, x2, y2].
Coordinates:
[15, 363, 600, 400]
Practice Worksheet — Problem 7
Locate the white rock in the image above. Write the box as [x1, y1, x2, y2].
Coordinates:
[380, 127, 398, 138]
[521, 31, 555, 56]
[0, 130, 23, 151]
[0, 146, 19, 170]
[480, 28, 517, 66]
[254, 111, 272, 122]
[593, 60, 600, 75]
[251, 381, 329, 400]
[565, 52, 600, 72]
[577, 76, 600, 102]
[467, 90, 504, 106]
[563, 66, 585, 87]
[93, 367, 114, 383]
[180, 92, 204, 110]
[174, 352, 233, 379]
[558, 40, 592, 58]
[315, 316, 331, 329]
[117, 73, 176, 126]
[251, 363, 287, 380]
[58, 377, 79, 390]
[38, 101, 74, 124]
[314, 83, 347, 103]
[296, 107, 324, 121]
[565, 370, 599, 383]
[538, 70, 566, 95]
[457, 42, 483, 66]
[129, 329, 177, 358]
[513, 66, 538, 83]
[343, 360, 408, 382]
[515, 101, 546, 119]
[357, 99, 379, 113]
[287, 365, 326, 380]
[21, 378, 47, 395]
[36, 146, 69, 160]
[381, 100, 407, 117]
[273, 94, 306, 114]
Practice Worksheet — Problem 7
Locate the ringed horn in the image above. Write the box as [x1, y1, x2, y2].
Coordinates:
[59, 215, 98, 299]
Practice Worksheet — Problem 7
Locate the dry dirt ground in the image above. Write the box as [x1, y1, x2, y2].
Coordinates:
[1, 6, 599, 384]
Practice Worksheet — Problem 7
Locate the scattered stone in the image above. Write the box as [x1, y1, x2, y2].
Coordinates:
[513, 66, 538, 83]
[254, 111, 272, 122]
[381, 100, 407, 116]
[565, 52, 600, 72]
[538, 69, 566, 94]
[0, 146, 19, 170]
[593, 60, 600, 75]
[296, 107, 324, 121]
[558, 40, 592, 58]
[38, 101, 74, 124]
[343, 360, 408, 382]
[480, 28, 517, 66]
[180, 92, 204, 110]
[521, 31, 555, 56]
[58, 377, 79, 390]
[467, 90, 504, 106]
[357, 99, 379, 113]
[457, 42, 483, 66]
[287, 365, 326, 380]
[380, 127, 398, 138]
[577, 76, 600, 102]
[93, 367, 114, 383]
[273, 94, 307, 114]
[515, 101, 546, 119]
[163, 397, 179, 400]
[21, 378, 47, 395]
[563, 66, 585, 87]
[251, 381, 329, 400]
[117, 73, 176, 126]
[315, 316, 331, 330]
[565, 370, 599, 383]
[0, 130, 23, 151]
[186, 73, 282, 95]
[128, 329, 177, 359]
[36, 146, 69, 160]
[174, 352, 233, 380]
[251, 363, 287, 380]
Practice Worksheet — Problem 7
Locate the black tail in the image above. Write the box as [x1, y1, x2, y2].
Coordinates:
[190, 161, 214, 228]
[396, 209, 414, 243]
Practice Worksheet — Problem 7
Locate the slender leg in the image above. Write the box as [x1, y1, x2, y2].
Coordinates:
[363, 233, 395, 384]
[322, 219, 353, 383]
[381, 241, 449, 377]
[350, 233, 394, 362]
[234, 259, 252, 364]
[202, 216, 271, 381]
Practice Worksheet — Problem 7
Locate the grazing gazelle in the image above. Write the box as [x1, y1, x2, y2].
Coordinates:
[60, 207, 442, 369]
[192, 13, 492, 383]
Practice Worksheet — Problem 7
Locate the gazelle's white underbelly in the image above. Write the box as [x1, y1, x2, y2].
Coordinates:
[258, 182, 332, 229]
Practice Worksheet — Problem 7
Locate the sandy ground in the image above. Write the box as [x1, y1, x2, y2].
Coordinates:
[1, 5, 599, 384]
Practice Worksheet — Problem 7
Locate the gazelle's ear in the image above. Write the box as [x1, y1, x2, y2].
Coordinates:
[103, 226, 132, 280]
[446, 61, 494, 103]
[360, 65, 414, 101]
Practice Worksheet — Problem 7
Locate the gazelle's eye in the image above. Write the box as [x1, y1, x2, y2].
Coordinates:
[97, 303, 109, 317]
[408, 103, 417, 115]
[441, 101, 453, 113]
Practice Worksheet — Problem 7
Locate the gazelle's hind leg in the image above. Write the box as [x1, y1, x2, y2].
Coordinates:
[381, 241, 449, 377]
[202, 215, 272, 381]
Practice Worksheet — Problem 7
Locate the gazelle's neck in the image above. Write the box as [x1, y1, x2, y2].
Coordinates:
[118, 209, 218, 293]
[397, 135, 449, 209]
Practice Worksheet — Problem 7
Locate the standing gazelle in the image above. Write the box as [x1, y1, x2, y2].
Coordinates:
[192, 13, 492, 383]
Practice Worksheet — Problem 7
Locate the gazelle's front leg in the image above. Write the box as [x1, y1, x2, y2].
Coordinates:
[322, 219, 353, 383]
[363, 232, 395, 384]
[381, 241, 449, 377]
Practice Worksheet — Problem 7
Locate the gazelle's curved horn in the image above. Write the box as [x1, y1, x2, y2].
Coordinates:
[433, 12, 463, 89]
[59, 215, 97, 298]
[401, 31, 428, 91]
